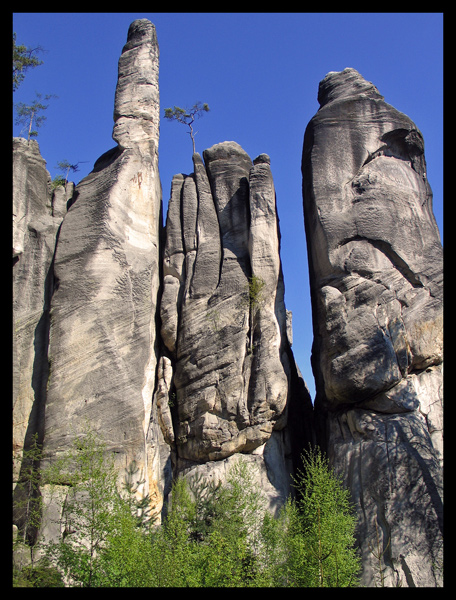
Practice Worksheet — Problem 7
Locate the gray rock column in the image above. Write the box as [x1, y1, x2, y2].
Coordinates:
[13, 138, 68, 483]
[302, 68, 443, 586]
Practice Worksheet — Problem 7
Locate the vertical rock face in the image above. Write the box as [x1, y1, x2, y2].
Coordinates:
[302, 68, 443, 586]
[160, 143, 312, 507]
[13, 138, 70, 482]
[43, 19, 161, 502]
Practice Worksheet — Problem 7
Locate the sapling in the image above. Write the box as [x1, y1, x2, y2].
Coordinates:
[164, 101, 210, 154]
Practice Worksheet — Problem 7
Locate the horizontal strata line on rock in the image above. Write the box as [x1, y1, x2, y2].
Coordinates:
[115, 113, 157, 122]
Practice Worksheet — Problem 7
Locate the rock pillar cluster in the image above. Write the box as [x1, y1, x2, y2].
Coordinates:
[158, 144, 311, 506]
[12, 19, 443, 586]
[302, 68, 443, 587]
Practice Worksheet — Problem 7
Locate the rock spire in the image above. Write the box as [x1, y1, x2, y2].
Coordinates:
[41, 19, 162, 524]
[302, 67, 443, 587]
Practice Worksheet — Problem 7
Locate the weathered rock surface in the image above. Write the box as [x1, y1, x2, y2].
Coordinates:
[302, 68, 443, 586]
[42, 19, 162, 508]
[160, 142, 312, 504]
[13, 138, 72, 483]
[14, 20, 443, 586]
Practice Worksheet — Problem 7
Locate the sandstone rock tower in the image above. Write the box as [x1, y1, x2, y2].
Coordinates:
[302, 68, 443, 587]
[42, 19, 162, 505]
[13, 20, 443, 587]
[13, 19, 312, 536]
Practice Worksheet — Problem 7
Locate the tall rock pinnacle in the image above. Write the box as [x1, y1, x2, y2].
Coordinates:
[302, 68, 443, 587]
[41, 19, 162, 527]
[113, 18, 159, 151]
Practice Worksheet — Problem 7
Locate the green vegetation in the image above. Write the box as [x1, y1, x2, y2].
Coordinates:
[13, 430, 360, 587]
[247, 275, 266, 312]
[14, 92, 57, 141]
[291, 448, 361, 586]
[164, 101, 210, 154]
[51, 160, 88, 189]
[13, 32, 44, 92]
[13, 32, 57, 142]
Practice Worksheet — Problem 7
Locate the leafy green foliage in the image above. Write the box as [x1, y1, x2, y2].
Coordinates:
[13, 427, 360, 587]
[247, 275, 266, 311]
[51, 175, 67, 190]
[13, 558, 65, 588]
[243, 275, 266, 353]
[292, 447, 361, 586]
[43, 429, 121, 587]
[13, 434, 43, 547]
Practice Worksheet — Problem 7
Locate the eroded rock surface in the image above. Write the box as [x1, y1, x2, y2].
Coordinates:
[160, 143, 312, 504]
[43, 19, 162, 506]
[13, 138, 71, 482]
[302, 68, 443, 586]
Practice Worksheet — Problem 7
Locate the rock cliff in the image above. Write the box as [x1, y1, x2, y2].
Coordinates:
[302, 68, 443, 587]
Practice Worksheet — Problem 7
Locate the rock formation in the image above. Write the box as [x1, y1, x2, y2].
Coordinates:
[159, 143, 313, 508]
[13, 19, 443, 587]
[302, 68, 443, 586]
[13, 138, 71, 484]
[41, 18, 162, 516]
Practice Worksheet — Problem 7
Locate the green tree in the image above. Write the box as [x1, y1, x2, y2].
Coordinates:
[256, 498, 302, 586]
[291, 447, 361, 587]
[52, 159, 88, 189]
[94, 499, 156, 587]
[55, 160, 83, 184]
[15, 92, 57, 141]
[13, 32, 44, 92]
[19, 426, 360, 587]
[164, 101, 210, 154]
[13, 435, 66, 587]
[185, 460, 267, 586]
[43, 429, 121, 587]
[14, 558, 65, 588]
[13, 434, 43, 549]
[121, 460, 152, 529]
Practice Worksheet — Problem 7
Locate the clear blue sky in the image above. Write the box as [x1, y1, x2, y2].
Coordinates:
[13, 12, 443, 400]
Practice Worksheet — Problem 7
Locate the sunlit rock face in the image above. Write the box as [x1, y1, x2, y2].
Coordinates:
[43, 19, 162, 504]
[302, 68, 443, 587]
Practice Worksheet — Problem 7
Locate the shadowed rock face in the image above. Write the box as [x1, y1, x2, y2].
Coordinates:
[302, 68, 443, 587]
[159, 142, 313, 506]
[43, 20, 162, 498]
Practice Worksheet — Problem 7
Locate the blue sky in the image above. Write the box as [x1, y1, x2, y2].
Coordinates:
[13, 12, 443, 400]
